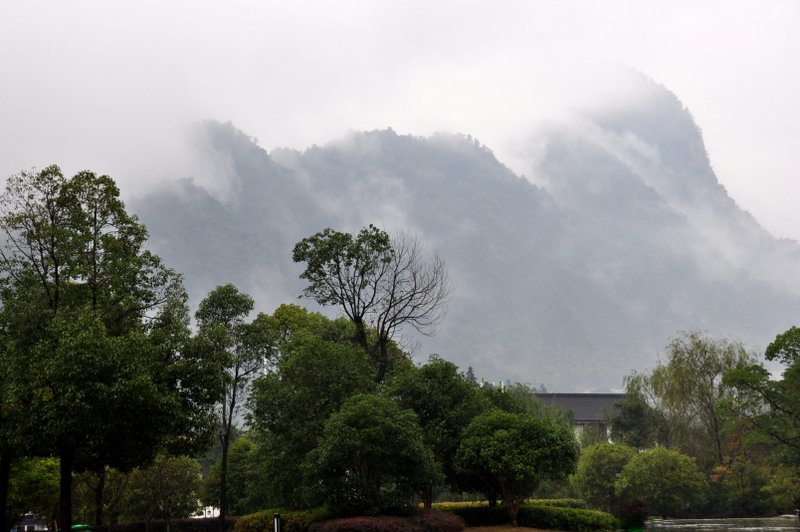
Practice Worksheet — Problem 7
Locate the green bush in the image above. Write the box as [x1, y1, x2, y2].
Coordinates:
[441, 502, 616, 531]
[308, 511, 464, 532]
[527, 498, 587, 509]
[235, 509, 332, 532]
[517, 505, 617, 531]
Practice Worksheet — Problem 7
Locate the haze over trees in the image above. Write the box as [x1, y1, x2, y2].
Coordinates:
[133, 74, 800, 390]
[7, 74, 800, 528]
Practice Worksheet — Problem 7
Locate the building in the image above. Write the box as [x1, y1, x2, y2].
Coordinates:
[535, 393, 625, 440]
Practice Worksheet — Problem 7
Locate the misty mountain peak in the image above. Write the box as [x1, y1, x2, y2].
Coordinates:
[133, 87, 800, 390]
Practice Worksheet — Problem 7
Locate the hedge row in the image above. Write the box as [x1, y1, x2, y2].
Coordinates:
[235, 510, 463, 532]
[517, 506, 617, 531]
[91, 517, 238, 532]
[527, 498, 587, 509]
[235, 509, 333, 532]
[445, 503, 617, 531]
[308, 511, 464, 532]
[433, 497, 586, 511]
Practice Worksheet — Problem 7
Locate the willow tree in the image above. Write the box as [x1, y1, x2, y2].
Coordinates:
[292, 225, 451, 381]
[625, 331, 756, 468]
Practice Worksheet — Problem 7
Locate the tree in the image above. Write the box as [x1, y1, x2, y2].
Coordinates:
[571, 443, 636, 513]
[388, 355, 489, 508]
[193, 284, 271, 521]
[303, 393, 441, 516]
[0, 166, 198, 531]
[610, 394, 660, 449]
[201, 435, 270, 516]
[615, 447, 708, 518]
[455, 409, 578, 526]
[624, 331, 755, 468]
[6, 457, 59, 525]
[247, 309, 375, 506]
[293, 226, 451, 381]
[724, 326, 800, 465]
[122, 454, 202, 523]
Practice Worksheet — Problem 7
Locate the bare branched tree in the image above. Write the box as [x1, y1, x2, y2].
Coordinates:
[293, 225, 452, 381]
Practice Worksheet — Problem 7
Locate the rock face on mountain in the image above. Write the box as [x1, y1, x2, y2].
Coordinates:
[133, 79, 800, 390]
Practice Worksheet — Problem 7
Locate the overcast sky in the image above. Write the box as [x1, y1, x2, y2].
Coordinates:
[1, 1, 798, 241]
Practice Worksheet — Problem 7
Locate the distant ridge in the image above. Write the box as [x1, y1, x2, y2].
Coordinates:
[133, 77, 800, 390]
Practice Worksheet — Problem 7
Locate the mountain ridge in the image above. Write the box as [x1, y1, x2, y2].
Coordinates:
[133, 80, 800, 390]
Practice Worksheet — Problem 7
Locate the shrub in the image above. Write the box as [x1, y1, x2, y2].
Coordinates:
[93, 518, 238, 532]
[527, 498, 586, 509]
[440, 502, 615, 531]
[615, 447, 708, 518]
[408, 510, 465, 532]
[309, 516, 417, 532]
[572, 442, 636, 513]
[308, 511, 464, 532]
[440, 505, 508, 527]
[517, 505, 617, 531]
[236, 509, 332, 532]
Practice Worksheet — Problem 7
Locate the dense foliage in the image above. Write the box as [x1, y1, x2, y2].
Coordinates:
[615, 447, 708, 518]
[0, 167, 217, 531]
[303, 394, 440, 516]
[572, 443, 636, 513]
[5, 169, 800, 528]
[455, 409, 578, 525]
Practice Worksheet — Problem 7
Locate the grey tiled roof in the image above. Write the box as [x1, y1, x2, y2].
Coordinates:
[535, 393, 625, 424]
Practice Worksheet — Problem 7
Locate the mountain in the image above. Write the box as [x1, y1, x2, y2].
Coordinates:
[132, 77, 800, 390]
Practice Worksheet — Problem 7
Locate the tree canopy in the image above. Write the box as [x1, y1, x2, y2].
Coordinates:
[293, 225, 451, 381]
[455, 409, 578, 526]
[0, 166, 213, 530]
[303, 393, 440, 516]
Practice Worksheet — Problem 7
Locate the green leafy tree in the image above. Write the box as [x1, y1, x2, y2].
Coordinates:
[0, 166, 203, 530]
[480, 382, 572, 426]
[293, 226, 451, 381]
[610, 394, 660, 449]
[303, 393, 441, 516]
[201, 436, 270, 516]
[247, 312, 375, 506]
[122, 454, 202, 523]
[193, 284, 271, 521]
[73, 468, 129, 526]
[455, 409, 578, 526]
[615, 447, 708, 518]
[572, 442, 636, 513]
[761, 466, 800, 514]
[7, 457, 59, 525]
[388, 355, 489, 508]
[725, 326, 800, 465]
[624, 331, 755, 468]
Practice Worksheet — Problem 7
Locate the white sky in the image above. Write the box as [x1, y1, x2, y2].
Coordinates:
[1, 1, 798, 240]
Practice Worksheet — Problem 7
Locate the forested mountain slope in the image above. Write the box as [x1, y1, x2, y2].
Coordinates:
[133, 78, 800, 390]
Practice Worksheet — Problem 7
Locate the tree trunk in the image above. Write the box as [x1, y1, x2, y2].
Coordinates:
[353, 319, 369, 352]
[505, 496, 520, 528]
[421, 486, 433, 510]
[0, 450, 12, 532]
[219, 434, 229, 524]
[375, 341, 389, 383]
[94, 467, 106, 527]
[58, 446, 74, 532]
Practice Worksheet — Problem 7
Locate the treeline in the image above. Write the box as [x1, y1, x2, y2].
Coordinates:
[578, 329, 800, 518]
[2, 167, 800, 531]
